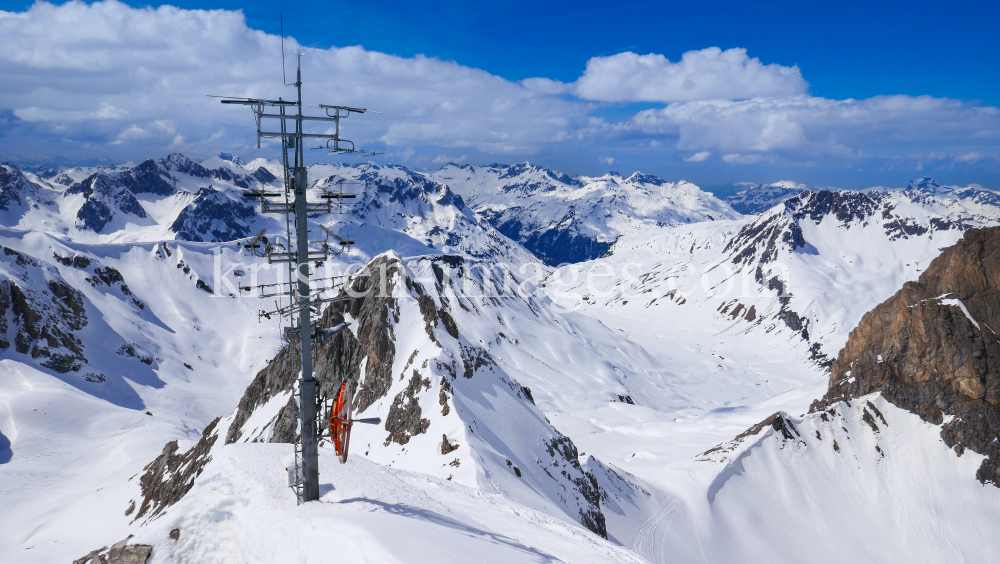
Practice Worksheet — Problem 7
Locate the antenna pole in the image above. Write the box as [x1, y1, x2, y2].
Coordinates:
[292, 53, 320, 503]
[220, 36, 377, 506]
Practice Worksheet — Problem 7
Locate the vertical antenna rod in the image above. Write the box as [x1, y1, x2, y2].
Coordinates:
[291, 52, 320, 503]
[280, 14, 287, 86]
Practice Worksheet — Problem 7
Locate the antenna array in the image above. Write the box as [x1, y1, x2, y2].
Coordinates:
[221, 49, 379, 504]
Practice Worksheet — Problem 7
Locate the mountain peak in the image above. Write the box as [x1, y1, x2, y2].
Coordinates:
[724, 181, 809, 215]
[624, 172, 665, 186]
[217, 152, 246, 167]
[907, 176, 941, 192]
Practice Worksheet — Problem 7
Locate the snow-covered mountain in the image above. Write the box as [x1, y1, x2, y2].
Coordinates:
[724, 176, 1000, 218]
[309, 162, 539, 267]
[3, 153, 1000, 564]
[551, 185, 1000, 369]
[0, 154, 278, 244]
[722, 180, 808, 214]
[430, 162, 740, 265]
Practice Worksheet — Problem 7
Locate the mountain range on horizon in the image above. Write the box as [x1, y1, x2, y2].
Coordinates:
[4, 152, 995, 265]
[2, 150, 1000, 563]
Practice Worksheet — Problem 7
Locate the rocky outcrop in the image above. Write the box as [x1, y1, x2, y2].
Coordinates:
[170, 186, 257, 242]
[116, 159, 175, 196]
[544, 435, 607, 539]
[67, 174, 148, 232]
[0, 162, 44, 213]
[0, 247, 89, 373]
[224, 254, 401, 444]
[384, 371, 431, 445]
[129, 418, 220, 521]
[73, 536, 152, 564]
[813, 226, 1000, 485]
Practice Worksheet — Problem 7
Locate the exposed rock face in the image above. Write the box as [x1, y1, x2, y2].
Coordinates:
[544, 435, 607, 539]
[130, 418, 220, 521]
[170, 186, 258, 242]
[814, 226, 1000, 485]
[67, 174, 148, 232]
[0, 162, 43, 213]
[0, 247, 88, 372]
[384, 371, 431, 445]
[116, 159, 175, 196]
[224, 254, 401, 444]
[73, 535, 152, 564]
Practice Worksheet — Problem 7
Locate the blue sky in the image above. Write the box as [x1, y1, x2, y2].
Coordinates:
[23, 0, 990, 104]
[0, 0, 998, 190]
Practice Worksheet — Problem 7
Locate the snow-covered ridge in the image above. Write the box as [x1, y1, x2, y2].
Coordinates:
[723, 180, 809, 214]
[0, 154, 278, 244]
[430, 162, 741, 265]
[725, 175, 1000, 218]
[308, 162, 538, 268]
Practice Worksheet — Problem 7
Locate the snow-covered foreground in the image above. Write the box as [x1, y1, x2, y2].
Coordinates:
[135, 443, 644, 564]
[618, 394, 1000, 564]
[2, 157, 1000, 563]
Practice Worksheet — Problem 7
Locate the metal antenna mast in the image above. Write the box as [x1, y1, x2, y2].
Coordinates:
[221, 49, 378, 504]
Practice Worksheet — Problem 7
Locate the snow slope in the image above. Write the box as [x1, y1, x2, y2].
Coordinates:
[2, 154, 1000, 563]
[0, 236, 289, 562]
[617, 394, 1000, 564]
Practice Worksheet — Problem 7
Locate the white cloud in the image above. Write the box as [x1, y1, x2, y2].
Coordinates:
[519, 77, 569, 95]
[956, 152, 984, 163]
[721, 153, 765, 164]
[683, 151, 711, 162]
[630, 96, 1000, 164]
[0, 1, 996, 173]
[570, 47, 808, 103]
[0, 0, 596, 159]
[432, 154, 467, 164]
[600, 156, 615, 165]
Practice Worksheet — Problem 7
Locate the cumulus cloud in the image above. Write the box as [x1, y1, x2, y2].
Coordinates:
[0, 0, 996, 173]
[432, 154, 468, 164]
[0, 0, 597, 160]
[683, 151, 711, 162]
[721, 153, 765, 164]
[570, 47, 808, 103]
[630, 95, 1000, 163]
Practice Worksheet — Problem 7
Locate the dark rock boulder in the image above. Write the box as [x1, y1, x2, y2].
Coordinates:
[813, 226, 1000, 485]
